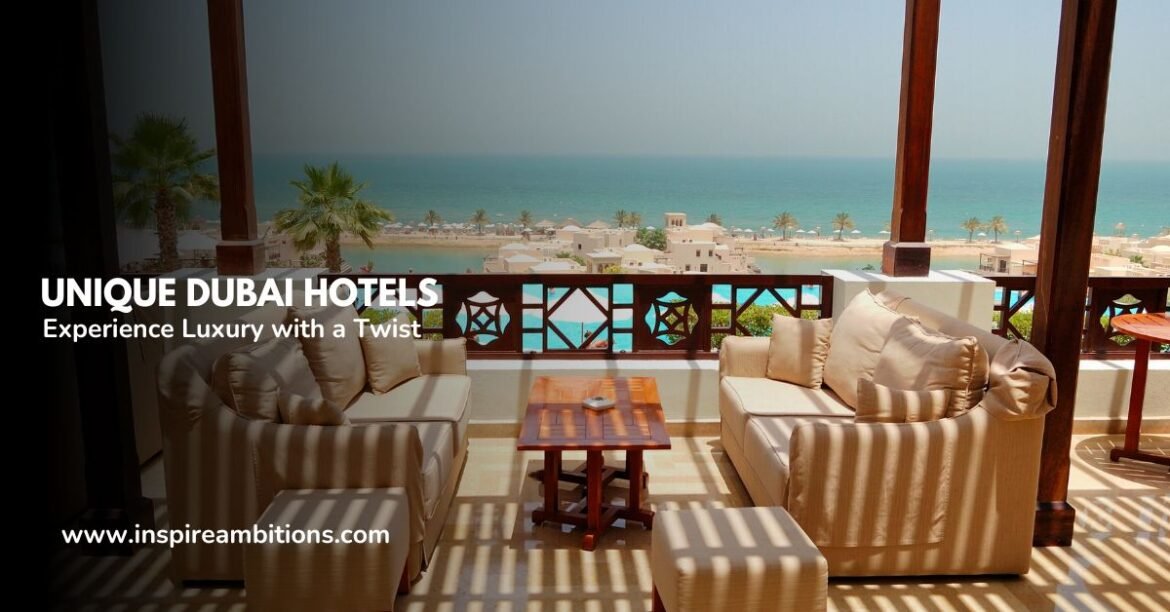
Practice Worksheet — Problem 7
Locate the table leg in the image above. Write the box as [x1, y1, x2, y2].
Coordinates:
[583, 450, 603, 551]
[1109, 339, 1168, 467]
[534, 450, 561, 524]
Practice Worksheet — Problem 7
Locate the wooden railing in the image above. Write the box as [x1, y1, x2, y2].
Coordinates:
[987, 275, 1170, 358]
[324, 273, 833, 359]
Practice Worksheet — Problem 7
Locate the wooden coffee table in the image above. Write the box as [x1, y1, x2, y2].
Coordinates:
[517, 376, 671, 550]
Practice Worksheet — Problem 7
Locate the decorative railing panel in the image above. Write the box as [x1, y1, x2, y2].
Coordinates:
[326, 273, 832, 359]
[986, 274, 1169, 358]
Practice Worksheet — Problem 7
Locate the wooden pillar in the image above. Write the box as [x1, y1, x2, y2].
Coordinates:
[1031, 0, 1117, 547]
[882, 0, 940, 277]
[49, 0, 154, 551]
[208, 0, 265, 275]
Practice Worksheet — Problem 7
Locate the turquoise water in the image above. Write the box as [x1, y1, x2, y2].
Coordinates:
[245, 155, 1167, 241]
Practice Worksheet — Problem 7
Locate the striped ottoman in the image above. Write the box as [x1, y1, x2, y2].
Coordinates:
[245, 488, 411, 611]
[651, 506, 827, 612]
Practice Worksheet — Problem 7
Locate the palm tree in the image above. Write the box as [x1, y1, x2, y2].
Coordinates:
[517, 210, 533, 227]
[470, 208, 489, 234]
[832, 212, 854, 241]
[987, 216, 1007, 243]
[274, 162, 392, 272]
[628, 212, 643, 228]
[961, 217, 983, 243]
[707, 213, 722, 226]
[773, 212, 797, 240]
[424, 210, 442, 227]
[111, 114, 218, 271]
[614, 210, 629, 228]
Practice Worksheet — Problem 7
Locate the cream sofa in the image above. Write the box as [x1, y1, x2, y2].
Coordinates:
[720, 291, 1056, 576]
[157, 305, 469, 583]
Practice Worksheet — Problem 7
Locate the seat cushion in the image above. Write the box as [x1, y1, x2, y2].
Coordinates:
[345, 375, 471, 445]
[823, 290, 908, 408]
[720, 376, 853, 448]
[872, 317, 988, 417]
[767, 315, 834, 388]
[407, 422, 454, 519]
[743, 415, 852, 507]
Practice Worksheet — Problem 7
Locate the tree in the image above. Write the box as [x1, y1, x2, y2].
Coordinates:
[470, 208, 489, 234]
[987, 216, 1007, 243]
[635, 227, 667, 251]
[111, 114, 219, 271]
[424, 210, 442, 227]
[274, 162, 392, 272]
[517, 210, 533, 227]
[614, 209, 629, 228]
[601, 264, 624, 274]
[831, 212, 854, 241]
[773, 212, 797, 240]
[961, 217, 983, 243]
[707, 213, 722, 225]
[628, 212, 643, 228]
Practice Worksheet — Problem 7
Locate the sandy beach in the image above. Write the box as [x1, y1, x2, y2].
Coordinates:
[342, 232, 990, 257]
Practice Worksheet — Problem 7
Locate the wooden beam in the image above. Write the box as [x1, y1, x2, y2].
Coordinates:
[1031, 0, 1117, 547]
[882, 0, 940, 277]
[208, 0, 265, 275]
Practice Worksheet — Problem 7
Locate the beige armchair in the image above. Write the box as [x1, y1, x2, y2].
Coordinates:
[157, 305, 469, 583]
[719, 293, 1055, 576]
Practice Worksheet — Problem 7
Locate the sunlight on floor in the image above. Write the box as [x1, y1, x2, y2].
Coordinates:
[51, 434, 1168, 611]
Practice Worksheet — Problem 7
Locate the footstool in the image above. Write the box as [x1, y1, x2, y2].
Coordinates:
[245, 488, 411, 611]
[651, 506, 827, 612]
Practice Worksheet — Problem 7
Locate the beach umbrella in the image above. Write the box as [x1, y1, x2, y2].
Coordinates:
[851, 229, 862, 235]
[745, 229, 753, 233]
[796, 229, 806, 234]
[645, 225, 656, 230]
[879, 229, 890, 235]
[977, 232, 987, 238]
[549, 290, 609, 346]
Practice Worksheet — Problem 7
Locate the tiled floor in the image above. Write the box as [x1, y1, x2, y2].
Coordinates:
[52, 434, 1168, 611]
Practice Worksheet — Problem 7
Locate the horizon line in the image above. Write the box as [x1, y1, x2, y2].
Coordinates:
[245, 152, 1170, 164]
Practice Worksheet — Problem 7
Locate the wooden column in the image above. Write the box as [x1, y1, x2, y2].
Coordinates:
[1031, 0, 1117, 547]
[208, 0, 265, 275]
[50, 0, 154, 551]
[882, 0, 940, 277]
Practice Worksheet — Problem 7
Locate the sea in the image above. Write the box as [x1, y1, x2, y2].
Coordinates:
[214, 155, 1167, 274]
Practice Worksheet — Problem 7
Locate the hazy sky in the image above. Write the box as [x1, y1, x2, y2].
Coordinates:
[99, 0, 1169, 160]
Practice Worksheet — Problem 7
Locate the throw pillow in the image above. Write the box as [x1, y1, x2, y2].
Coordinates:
[211, 337, 322, 422]
[278, 392, 350, 426]
[855, 378, 950, 423]
[360, 313, 422, 393]
[872, 317, 988, 417]
[288, 303, 367, 408]
[766, 314, 833, 387]
[823, 290, 909, 408]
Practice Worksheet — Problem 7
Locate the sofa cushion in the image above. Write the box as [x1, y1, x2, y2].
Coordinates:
[855, 379, 950, 423]
[823, 290, 908, 408]
[212, 337, 322, 422]
[407, 422, 454, 518]
[288, 304, 367, 408]
[344, 375, 471, 446]
[872, 317, 988, 417]
[767, 315, 833, 388]
[720, 377, 853, 448]
[359, 314, 422, 393]
[985, 339, 1058, 420]
[743, 416, 853, 507]
[278, 392, 350, 426]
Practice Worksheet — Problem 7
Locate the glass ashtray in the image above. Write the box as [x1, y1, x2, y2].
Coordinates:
[582, 396, 616, 411]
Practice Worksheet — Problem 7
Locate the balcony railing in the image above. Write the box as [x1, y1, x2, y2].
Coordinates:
[987, 275, 1170, 358]
[324, 273, 832, 359]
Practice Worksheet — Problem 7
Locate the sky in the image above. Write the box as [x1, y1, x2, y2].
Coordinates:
[98, 0, 1169, 161]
